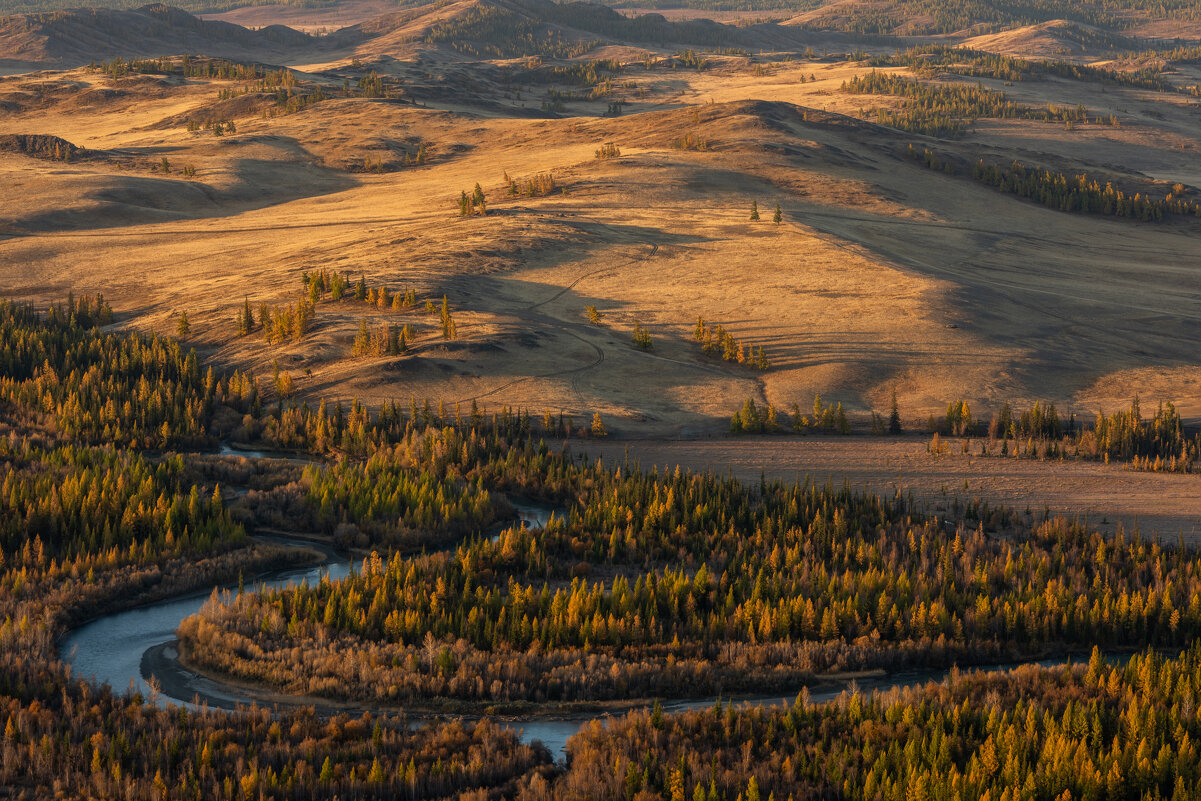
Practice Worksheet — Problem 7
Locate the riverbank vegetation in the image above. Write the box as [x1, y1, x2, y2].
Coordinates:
[0, 297, 551, 797]
[180, 409, 1201, 711]
[532, 645, 1201, 801]
[6, 292, 1201, 796]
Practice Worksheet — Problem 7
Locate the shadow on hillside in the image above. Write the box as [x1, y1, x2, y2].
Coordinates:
[6, 144, 357, 234]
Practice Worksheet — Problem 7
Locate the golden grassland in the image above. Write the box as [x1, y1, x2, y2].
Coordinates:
[1, 23, 1199, 443]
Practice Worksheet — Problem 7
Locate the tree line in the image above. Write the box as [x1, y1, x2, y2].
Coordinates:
[730, 395, 852, 435]
[844, 72, 1115, 138]
[904, 144, 1200, 221]
[871, 45, 1173, 91]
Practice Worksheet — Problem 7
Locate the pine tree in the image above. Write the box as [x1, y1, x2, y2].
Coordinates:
[440, 295, 456, 339]
[353, 320, 370, 357]
[750, 200, 760, 221]
[238, 298, 254, 336]
[176, 311, 190, 338]
[888, 389, 903, 434]
[591, 412, 607, 437]
[773, 203, 782, 224]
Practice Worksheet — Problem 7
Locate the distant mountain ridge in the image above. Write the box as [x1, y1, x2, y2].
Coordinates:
[0, 0, 799, 68]
[0, 3, 314, 65]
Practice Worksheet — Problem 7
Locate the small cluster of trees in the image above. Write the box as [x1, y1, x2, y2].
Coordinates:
[631, 321, 653, 350]
[302, 268, 352, 302]
[504, 172, 559, 197]
[329, 271, 419, 312]
[693, 317, 770, 369]
[0, 133, 79, 162]
[260, 299, 314, 345]
[236, 272, 433, 357]
[437, 295, 459, 340]
[673, 49, 709, 70]
[870, 390, 905, 435]
[186, 118, 237, 136]
[352, 320, 410, 357]
[515, 59, 622, 88]
[364, 284, 418, 310]
[749, 201, 783, 223]
[594, 142, 621, 159]
[356, 144, 428, 173]
[730, 395, 852, 434]
[459, 184, 487, 216]
[673, 131, 709, 151]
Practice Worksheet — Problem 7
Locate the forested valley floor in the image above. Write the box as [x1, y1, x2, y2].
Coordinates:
[0, 296, 1199, 801]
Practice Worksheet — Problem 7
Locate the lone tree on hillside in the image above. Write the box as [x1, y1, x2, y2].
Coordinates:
[176, 311, 190, 338]
[591, 412, 607, 437]
[750, 200, 760, 221]
[888, 389, 903, 434]
[773, 203, 782, 224]
[238, 298, 254, 336]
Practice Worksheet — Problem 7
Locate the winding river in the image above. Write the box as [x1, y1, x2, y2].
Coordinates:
[61, 448, 1065, 761]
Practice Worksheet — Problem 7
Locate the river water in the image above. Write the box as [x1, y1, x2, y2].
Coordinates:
[60, 493, 594, 757]
[60, 449, 1061, 761]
